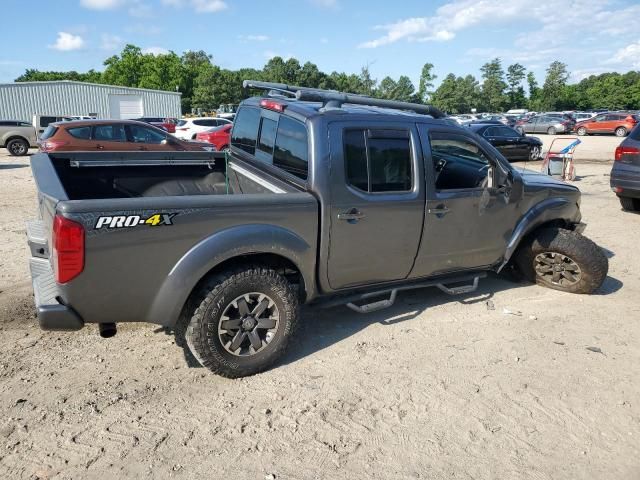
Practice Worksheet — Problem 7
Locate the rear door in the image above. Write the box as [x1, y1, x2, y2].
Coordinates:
[64, 125, 94, 151]
[91, 124, 128, 151]
[326, 123, 425, 289]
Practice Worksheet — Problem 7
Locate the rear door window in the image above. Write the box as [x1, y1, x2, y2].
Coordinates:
[231, 107, 261, 154]
[93, 124, 126, 142]
[344, 129, 412, 193]
[273, 117, 308, 179]
[257, 117, 277, 158]
[66, 126, 91, 139]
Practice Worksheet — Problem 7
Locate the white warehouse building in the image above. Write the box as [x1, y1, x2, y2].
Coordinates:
[0, 80, 182, 124]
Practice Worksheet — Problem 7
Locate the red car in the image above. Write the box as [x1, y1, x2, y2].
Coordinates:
[133, 117, 178, 133]
[195, 124, 232, 151]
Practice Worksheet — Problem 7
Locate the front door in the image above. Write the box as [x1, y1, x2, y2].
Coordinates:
[326, 123, 425, 290]
[412, 128, 520, 277]
[497, 125, 529, 160]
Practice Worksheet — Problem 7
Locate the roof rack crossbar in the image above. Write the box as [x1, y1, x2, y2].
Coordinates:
[242, 79, 444, 118]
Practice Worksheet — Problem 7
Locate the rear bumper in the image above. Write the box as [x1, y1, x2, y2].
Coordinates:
[611, 164, 640, 198]
[31, 257, 84, 331]
[27, 219, 84, 331]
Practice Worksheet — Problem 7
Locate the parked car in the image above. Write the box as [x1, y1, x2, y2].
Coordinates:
[195, 124, 232, 151]
[469, 123, 543, 161]
[611, 123, 640, 211]
[575, 113, 638, 137]
[449, 114, 479, 125]
[0, 120, 37, 156]
[516, 115, 572, 135]
[175, 117, 233, 140]
[25, 80, 608, 378]
[573, 112, 597, 122]
[133, 117, 178, 133]
[38, 119, 212, 152]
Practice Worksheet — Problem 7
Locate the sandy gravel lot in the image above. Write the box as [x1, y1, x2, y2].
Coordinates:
[1, 143, 639, 480]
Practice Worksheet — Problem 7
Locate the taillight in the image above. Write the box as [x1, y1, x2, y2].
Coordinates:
[52, 215, 84, 283]
[40, 140, 69, 152]
[615, 145, 640, 161]
[260, 99, 286, 112]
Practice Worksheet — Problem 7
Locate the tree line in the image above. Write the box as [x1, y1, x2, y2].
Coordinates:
[15, 44, 640, 114]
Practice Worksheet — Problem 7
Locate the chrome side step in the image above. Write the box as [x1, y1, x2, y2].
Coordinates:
[436, 276, 480, 295]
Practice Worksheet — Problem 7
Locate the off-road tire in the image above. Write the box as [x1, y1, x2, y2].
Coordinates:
[547, 126, 557, 135]
[184, 266, 299, 378]
[619, 196, 640, 212]
[615, 127, 628, 137]
[6, 138, 28, 156]
[514, 228, 608, 294]
[576, 126, 587, 136]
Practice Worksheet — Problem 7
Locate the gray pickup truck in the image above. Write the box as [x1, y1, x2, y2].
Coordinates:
[27, 81, 608, 378]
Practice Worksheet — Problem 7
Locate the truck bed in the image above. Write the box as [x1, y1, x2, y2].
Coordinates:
[29, 151, 318, 329]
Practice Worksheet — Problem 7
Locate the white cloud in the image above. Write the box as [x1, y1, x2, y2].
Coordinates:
[143, 46, 170, 55]
[48, 32, 85, 51]
[320, 37, 329, 44]
[359, 0, 640, 52]
[101, 34, 123, 51]
[162, 0, 227, 13]
[79, 0, 123, 9]
[238, 34, 270, 42]
[606, 41, 640, 69]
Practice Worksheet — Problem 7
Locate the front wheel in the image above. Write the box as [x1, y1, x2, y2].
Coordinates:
[576, 127, 587, 136]
[547, 127, 557, 135]
[615, 127, 628, 137]
[6, 138, 29, 156]
[184, 266, 299, 378]
[514, 228, 608, 294]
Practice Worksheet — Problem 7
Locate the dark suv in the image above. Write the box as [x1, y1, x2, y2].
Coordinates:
[611, 123, 640, 211]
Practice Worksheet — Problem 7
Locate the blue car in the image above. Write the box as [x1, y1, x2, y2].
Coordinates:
[611, 123, 640, 211]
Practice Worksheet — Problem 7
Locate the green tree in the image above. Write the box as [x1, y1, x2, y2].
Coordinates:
[540, 61, 569, 110]
[358, 65, 376, 96]
[479, 58, 507, 112]
[417, 63, 437, 103]
[506, 63, 527, 108]
[527, 72, 541, 110]
[102, 44, 146, 87]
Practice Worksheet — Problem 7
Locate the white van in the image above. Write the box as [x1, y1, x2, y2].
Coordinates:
[506, 109, 529, 115]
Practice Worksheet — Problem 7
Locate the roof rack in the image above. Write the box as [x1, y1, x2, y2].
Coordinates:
[242, 80, 445, 118]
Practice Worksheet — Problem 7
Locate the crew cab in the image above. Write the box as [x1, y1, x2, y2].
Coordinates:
[27, 81, 608, 378]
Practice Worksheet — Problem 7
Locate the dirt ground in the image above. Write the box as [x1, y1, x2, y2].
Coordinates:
[1, 143, 639, 480]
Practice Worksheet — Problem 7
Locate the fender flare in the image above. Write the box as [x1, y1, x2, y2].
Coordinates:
[147, 224, 316, 327]
[498, 197, 580, 271]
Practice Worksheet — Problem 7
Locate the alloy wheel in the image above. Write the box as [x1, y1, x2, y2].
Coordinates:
[534, 252, 582, 287]
[218, 292, 280, 356]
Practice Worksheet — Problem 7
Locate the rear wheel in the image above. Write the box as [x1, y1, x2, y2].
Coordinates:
[184, 265, 299, 378]
[514, 228, 608, 294]
[6, 138, 28, 156]
[576, 126, 587, 136]
[619, 196, 640, 211]
[547, 127, 557, 135]
[615, 127, 628, 137]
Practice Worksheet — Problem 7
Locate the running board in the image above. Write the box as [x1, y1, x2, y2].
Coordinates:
[436, 276, 480, 295]
[337, 273, 485, 314]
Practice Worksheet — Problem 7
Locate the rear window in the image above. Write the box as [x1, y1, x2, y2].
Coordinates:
[273, 117, 308, 179]
[231, 107, 261, 154]
[41, 125, 58, 140]
[177, 120, 187, 127]
[67, 126, 91, 140]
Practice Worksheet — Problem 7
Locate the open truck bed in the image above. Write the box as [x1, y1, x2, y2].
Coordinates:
[28, 151, 318, 331]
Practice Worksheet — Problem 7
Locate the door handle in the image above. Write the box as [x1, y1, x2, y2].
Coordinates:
[427, 205, 450, 218]
[96, 144, 104, 150]
[138, 145, 147, 150]
[337, 208, 365, 222]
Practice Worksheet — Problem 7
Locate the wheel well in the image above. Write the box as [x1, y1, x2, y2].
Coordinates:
[4, 135, 29, 146]
[188, 253, 306, 305]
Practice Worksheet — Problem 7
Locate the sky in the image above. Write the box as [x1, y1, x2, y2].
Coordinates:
[1, 0, 640, 88]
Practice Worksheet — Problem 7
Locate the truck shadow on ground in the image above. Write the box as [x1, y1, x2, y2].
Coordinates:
[280, 272, 623, 367]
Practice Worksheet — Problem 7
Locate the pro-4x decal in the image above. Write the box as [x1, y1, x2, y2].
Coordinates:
[95, 213, 176, 229]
